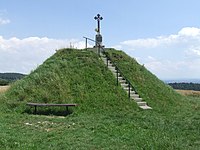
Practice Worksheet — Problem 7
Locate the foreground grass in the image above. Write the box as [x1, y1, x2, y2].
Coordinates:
[0, 49, 199, 149]
[0, 98, 199, 149]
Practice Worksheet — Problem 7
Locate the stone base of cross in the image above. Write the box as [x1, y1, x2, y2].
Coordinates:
[95, 34, 102, 47]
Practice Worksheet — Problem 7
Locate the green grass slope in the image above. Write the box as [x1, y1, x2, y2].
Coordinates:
[3, 48, 134, 113]
[0, 48, 199, 149]
[106, 49, 186, 112]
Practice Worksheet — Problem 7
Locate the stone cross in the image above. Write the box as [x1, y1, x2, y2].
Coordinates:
[94, 14, 103, 34]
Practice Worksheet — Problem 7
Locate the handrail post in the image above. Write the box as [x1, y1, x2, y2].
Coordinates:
[106, 57, 108, 67]
[85, 38, 87, 50]
[34, 105, 37, 114]
[116, 67, 119, 86]
[98, 45, 100, 57]
[128, 82, 131, 99]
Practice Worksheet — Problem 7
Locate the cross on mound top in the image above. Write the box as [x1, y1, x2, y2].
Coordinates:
[94, 14, 103, 33]
[94, 14, 103, 48]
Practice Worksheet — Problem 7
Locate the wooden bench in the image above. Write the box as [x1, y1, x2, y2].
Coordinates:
[27, 103, 78, 114]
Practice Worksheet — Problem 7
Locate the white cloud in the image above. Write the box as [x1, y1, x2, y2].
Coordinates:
[121, 27, 200, 49]
[178, 27, 200, 37]
[0, 36, 87, 74]
[115, 27, 200, 79]
[122, 38, 160, 49]
[121, 35, 184, 50]
[138, 55, 200, 79]
[185, 46, 200, 58]
[0, 18, 10, 25]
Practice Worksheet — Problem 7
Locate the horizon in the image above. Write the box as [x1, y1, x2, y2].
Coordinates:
[2, 69, 200, 83]
[1, 0, 200, 79]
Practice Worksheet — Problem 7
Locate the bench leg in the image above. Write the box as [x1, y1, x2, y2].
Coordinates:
[66, 106, 69, 114]
[34, 106, 37, 114]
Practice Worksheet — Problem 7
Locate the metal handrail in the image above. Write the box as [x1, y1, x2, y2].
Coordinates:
[103, 51, 139, 97]
[83, 36, 105, 56]
[83, 36, 139, 98]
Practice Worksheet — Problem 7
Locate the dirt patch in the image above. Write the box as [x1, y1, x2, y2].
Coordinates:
[0, 85, 10, 93]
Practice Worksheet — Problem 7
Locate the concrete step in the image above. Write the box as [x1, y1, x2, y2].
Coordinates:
[119, 79, 126, 83]
[108, 64, 113, 67]
[114, 73, 122, 77]
[109, 68, 117, 72]
[108, 65, 115, 69]
[137, 101, 147, 106]
[112, 71, 117, 74]
[123, 87, 134, 91]
[108, 67, 117, 72]
[112, 72, 119, 76]
[127, 90, 136, 94]
[139, 105, 152, 110]
[102, 57, 110, 61]
[117, 76, 124, 80]
[103, 59, 111, 62]
[107, 63, 112, 66]
[130, 94, 140, 98]
[109, 69, 117, 73]
[133, 97, 143, 102]
[121, 83, 129, 87]
[101, 58, 106, 61]
[103, 61, 112, 66]
[109, 68, 115, 71]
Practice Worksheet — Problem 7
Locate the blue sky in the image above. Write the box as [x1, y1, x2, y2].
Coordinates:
[1, 0, 200, 79]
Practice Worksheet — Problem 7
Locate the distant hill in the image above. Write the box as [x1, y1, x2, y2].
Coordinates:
[164, 79, 200, 84]
[0, 73, 25, 85]
[0, 73, 25, 81]
[168, 82, 200, 91]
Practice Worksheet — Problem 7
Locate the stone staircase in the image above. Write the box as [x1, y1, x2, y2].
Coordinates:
[101, 55, 152, 110]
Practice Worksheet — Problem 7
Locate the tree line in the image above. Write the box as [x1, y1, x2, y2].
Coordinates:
[0, 73, 25, 86]
[168, 82, 200, 91]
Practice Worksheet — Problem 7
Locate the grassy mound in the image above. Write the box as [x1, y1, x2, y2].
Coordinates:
[0, 48, 199, 149]
[3, 48, 135, 113]
[2, 48, 189, 114]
